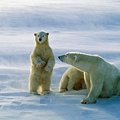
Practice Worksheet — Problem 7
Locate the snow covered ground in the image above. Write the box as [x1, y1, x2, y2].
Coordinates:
[0, 0, 120, 119]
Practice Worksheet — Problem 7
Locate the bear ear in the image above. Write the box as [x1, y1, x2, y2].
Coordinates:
[34, 33, 37, 36]
[47, 33, 49, 36]
[75, 55, 79, 61]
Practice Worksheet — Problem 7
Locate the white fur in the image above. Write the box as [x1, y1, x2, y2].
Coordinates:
[28, 31, 55, 95]
[59, 66, 86, 92]
[59, 52, 120, 104]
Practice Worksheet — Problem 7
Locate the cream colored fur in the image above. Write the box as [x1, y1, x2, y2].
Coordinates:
[58, 52, 120, 104]
[28, 31, 55, 95]
[59, 66, 86, 92]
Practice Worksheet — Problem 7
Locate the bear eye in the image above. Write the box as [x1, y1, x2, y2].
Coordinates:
[65, 55, 67, 57]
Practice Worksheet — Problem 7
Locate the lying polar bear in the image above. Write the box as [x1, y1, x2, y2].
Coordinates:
[59, 66, 86, 92]
[58, 52, 120, 104]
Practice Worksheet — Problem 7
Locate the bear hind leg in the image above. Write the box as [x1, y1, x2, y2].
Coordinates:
[28, 76, 40, 95]
[40, 80, 51, 95]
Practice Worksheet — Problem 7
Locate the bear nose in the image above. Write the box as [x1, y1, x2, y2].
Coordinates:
[39, 38, 42, 41]
[58, 56, 60, 59]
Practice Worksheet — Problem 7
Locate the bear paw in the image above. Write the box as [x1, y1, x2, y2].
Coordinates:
[59, 89, 67, 93]
[30, 91, 40, 95]
[41, 91, 52, 95]
[36, 61, 46, 67]
[81, 97, 96, 104]
[45, 66, 53, 72]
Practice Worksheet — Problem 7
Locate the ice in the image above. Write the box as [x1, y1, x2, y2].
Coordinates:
[0, 0, 120, 119]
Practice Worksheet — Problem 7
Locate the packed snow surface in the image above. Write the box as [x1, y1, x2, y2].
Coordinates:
[0, 0, 120, 119]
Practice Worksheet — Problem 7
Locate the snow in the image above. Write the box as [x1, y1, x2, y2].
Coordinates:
[0, 0, 120, 119]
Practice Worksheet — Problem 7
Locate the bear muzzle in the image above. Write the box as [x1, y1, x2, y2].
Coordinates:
[58, 56, 60, 59]
[39, 38, 42, 41]
[58, 56, 64, 61]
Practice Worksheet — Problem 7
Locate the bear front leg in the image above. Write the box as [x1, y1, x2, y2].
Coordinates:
[81, 76, 103, 104]
[45, 58, 55, 72]
[59, 75, 69, 92]
[67, 77, 76, 91]
[31, 56, 46, 67]
[84, 72, 90, 91]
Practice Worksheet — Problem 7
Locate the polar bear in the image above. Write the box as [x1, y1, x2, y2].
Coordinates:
[59, 66, 86, 92]
[58, 52, 120, 104]
[28, 31, 55, 95]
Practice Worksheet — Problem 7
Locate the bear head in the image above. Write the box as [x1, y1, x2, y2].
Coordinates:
[34, 31, 49, 44]
[58, 52, 88, 65]
[58, 52, 100, 73]
[58, 52, 79, 65]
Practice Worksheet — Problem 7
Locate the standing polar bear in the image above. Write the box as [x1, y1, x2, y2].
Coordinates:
[59, 66, 86, 92]
[28, 31, 55, 95]
[58, 52, 120, 104]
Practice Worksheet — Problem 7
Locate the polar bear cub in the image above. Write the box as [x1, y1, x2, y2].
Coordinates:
[28, 31, 55, 95]
[58, 52, 120, 104]
[59, 66, 86, 92]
